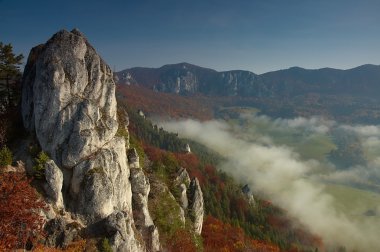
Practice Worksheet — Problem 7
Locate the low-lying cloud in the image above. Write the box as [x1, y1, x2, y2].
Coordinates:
[159, 116, 380, 251]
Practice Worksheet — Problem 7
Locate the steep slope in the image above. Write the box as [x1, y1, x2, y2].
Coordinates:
[122, 106, 323, 251]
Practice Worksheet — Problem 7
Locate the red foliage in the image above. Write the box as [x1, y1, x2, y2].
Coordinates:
[202, 215, 280, 252]
[204, 164, 216, 176]
[144, 144, 165, 162]
[187, 168, 207, 186]
[267, 215, 291, 230]
[166, 229, 197, 252]
[204, 164, 220, 184]
[230, 196, 249, 218]
[0, 172, 47, 250]
[33, 239, 86, 252]
[174, 153, 207, 185]
[174, 153, 200, 169]
[117, 84, 214, 120]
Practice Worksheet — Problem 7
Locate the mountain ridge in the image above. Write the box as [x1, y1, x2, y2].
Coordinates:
[116, 62, 380, 98]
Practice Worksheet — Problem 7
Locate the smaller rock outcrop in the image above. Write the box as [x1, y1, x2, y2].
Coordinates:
[104, 211, 143, 252]
[173, 168, 204, 234]
[43, 160, 64, 210]
[128, 148, 140, 169]
[129, 149, 160, 251]
[242, 184, 256, 206]
[174, 168, 191, 210]
[138, 109, 146, 118]
[185, 143, 191, 153]
[174, 167, 191, 186]
[179, 184, 188, 210]
[188, 178, 204, 235]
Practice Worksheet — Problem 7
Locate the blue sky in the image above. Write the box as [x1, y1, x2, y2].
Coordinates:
[1, 0, 379, 73]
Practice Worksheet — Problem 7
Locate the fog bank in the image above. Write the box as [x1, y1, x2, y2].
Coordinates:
[160, 118, 380, 251]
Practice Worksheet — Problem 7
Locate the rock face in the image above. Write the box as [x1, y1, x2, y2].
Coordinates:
[129, 149, 160, 251]
[128, 148, 140, 169]
[43, 160, 64, 210]
[104, 211, 143, 252]
[22, 29, 119, 169]
[21, 29, 147, 250]
[188, 178, 204, 235]
[22, 28, 129, 222]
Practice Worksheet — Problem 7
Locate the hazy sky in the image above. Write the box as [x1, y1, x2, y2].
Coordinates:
[1, 0, 379, 73]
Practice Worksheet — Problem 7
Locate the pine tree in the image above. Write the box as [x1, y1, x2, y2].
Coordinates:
[0, 42, 23, 110]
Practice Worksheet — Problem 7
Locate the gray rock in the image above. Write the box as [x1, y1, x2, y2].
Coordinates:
[128, 148, 140, 169]
[22, 29, 118, 168]
[174, 167, 191, 187]
[21, 29, 141, 250]
[70, 137, 132, 223]
[185, 143, 191, 153]
[188, 178, 204, 235]
[43, 159, 64, 209]
[179, 183, 188, 210]
[130, 153, 161, 251]
[105, 211, 143, 252]
[174, 168, 190, 210]
[44, 217, 80, 248]
[147, 225, 160, 252]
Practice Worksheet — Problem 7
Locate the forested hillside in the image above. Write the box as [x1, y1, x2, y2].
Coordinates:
[118, 99, 323, 251]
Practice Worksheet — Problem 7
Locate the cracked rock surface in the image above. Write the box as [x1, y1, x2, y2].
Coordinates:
[22, 29, 118, 169]
[21, 30, 139, 250]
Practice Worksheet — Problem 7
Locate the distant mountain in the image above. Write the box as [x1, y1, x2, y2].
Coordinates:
[116, 62, 262, 96]
[116, 63, 380, 98]
[260, 64, 380, 98]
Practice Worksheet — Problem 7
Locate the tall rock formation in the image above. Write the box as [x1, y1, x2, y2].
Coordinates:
[128, 148, 160, 251]
[174, 168, 204, 235]
[21, 29, 151, 251]
[188, 178, 204, 235]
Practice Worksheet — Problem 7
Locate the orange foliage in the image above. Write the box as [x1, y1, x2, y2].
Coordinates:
[166, 229, 197, 252]
[0, 172, 47, 250]
[174, 153, 207, 185]
[144, 144, 165, 162]
[202, 215, 280, 252]
[117, 84, 214, 120]
[174, 153, 200, 169]
[33, 239, 86, 252]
